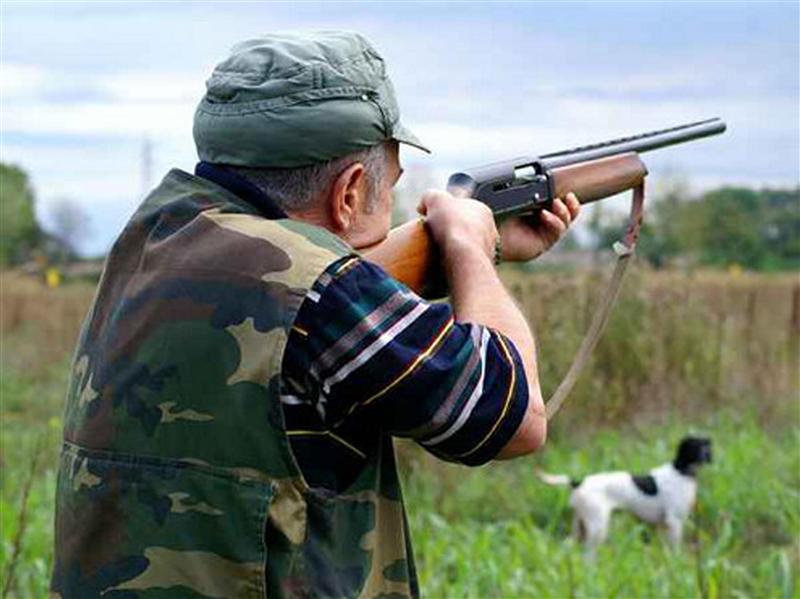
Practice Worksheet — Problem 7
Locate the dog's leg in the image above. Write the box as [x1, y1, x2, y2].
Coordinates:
[665, 514, 683, 548]
[572, 514, 585, 542]
[583, 509, 611, 554]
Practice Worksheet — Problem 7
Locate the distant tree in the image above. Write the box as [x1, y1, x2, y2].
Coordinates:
[585, 194, 680, 266]
[48, 198, 91, 261]
[638, 179, 695, 268]
[693, 186, 800, 270]
[691, 187, 766, 269]
[0, 163, 42, 266]
[591, 178, 696, 268]
[761, 187, 800, 270]
[586, 183, 799, 271]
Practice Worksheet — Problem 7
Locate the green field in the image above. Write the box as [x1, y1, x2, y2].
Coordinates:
[402, 415, 799, 598]
[1, 271, 798, 598]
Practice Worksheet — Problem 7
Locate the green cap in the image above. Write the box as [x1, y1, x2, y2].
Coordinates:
[193, 31, 430, 168]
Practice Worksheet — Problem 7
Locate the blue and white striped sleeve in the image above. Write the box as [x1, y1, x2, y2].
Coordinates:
[282, 256, 529, 466]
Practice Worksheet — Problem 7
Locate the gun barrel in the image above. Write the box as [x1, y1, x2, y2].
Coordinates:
[538, 117, 727, 170]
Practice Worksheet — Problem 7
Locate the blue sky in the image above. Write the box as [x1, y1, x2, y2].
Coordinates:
[2, 1, 798, 255]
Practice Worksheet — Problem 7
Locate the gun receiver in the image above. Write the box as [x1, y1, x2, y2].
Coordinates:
[365, 118, 727, 296]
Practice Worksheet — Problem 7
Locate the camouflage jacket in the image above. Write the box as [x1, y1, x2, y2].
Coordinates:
[52, 169, 418, 599]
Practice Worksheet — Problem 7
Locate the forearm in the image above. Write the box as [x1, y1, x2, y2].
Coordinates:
[443, 242, 546, 456]
[445, 243, 536, 365]
[410, 189, 558, 457]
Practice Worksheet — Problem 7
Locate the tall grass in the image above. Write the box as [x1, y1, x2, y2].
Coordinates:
[0, 273, 94, 379]
[501, 266, 799, 429]
[1, 273, 85, 597]
[0, 268, 798, 598]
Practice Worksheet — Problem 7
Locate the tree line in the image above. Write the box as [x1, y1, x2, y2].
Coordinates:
[1, 163, 90, 266]
[589, 181, 799, 271]
[2, 161, 798, 271]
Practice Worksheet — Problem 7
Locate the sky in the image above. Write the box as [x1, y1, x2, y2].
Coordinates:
[1, 1, 798, 255]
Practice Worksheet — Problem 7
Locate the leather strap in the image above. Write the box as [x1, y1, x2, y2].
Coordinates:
[545, 182, 645, 419]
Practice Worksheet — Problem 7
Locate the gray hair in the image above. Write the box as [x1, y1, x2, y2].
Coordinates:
[226, 142, 389, 213]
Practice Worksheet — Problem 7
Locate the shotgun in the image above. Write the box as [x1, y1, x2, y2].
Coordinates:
[365, 118, 727, 297]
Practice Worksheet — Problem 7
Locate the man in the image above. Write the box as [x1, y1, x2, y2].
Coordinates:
[52, 31, 579, 598]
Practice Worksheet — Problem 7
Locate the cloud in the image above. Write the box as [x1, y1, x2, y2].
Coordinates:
[0, 63, 48, 96]
[1, 62, 203, 138]
[1, 1, 797, 257]
[98, 71, 206, 103]
[3, 99, 194, 137]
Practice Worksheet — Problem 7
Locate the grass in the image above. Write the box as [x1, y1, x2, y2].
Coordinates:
[1, 270, 798, 598]
[400, 412, 799, 598]
[500, 267, 800, 429]
[1, 368, 64, 598]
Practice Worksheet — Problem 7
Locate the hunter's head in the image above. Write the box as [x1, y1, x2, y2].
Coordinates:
[193, 31, 429, 248]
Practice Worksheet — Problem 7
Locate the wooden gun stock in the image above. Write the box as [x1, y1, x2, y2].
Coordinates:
[362, 219, 443, 298]
[364, 153, 647, 296]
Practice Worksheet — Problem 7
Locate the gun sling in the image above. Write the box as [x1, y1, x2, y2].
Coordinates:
[545, 182, 645, 419]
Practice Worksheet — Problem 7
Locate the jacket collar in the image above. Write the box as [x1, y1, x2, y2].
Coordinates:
[194, 162, 287, 220]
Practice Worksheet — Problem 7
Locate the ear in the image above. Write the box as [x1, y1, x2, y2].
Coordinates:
[329, 162, 367, 233]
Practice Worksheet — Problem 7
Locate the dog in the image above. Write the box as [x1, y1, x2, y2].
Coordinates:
[537, 436, 712, 550]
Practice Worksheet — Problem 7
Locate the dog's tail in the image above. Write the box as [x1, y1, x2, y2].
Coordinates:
[535, 468, 581, 488]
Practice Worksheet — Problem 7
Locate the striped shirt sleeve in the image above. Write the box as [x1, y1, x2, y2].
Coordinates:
[281, 256, 529, 467]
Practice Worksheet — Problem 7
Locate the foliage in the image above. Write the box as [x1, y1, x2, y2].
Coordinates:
[0, 163, 41, 266]
[735, 187, 800, 271]
[590, 183, 800, 271]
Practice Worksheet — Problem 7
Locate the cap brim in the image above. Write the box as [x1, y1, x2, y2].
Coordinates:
[393, 122, 431, 154]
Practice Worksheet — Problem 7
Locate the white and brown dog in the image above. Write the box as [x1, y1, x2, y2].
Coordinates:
[537, 436, 712, 550]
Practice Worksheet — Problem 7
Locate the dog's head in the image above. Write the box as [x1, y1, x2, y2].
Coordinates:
[673, 436, 712, 476]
